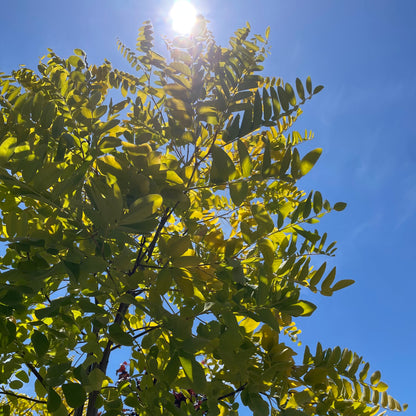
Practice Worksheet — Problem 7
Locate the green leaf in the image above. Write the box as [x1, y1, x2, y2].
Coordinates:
[237, 139, 253, 177]
[251, 204, 274, 234]
[68, 55, 83, 68]
[40, 101, 56, 129]
[119, 194, 163, 225]
[306, 76, 313, 95]
[300, 148, 322, 176]
[286, 300, 317, 317]
[277, 85, 289, 111]
[313, 85, 324, 94]
[94, 105, 107, 119]
[291, 148, 301, 179]
[96, 118, 120, 135]
[223, 114, 241, 143]
[280, 147, 291, 175]
[31, 330, 49, 356]
[295, 78, 305, 101]
[253, 90, 262, 128]
[248, 392, 269, 416]
[164, 355, 180, 386]
[62, 383, 86, 408]
[156, 268, 173, 295]
[80, 107, 93, 119]
[333, 202, 347, 211]
[262, 88, 272, 121]
[331, 279, 355, 291]
[375, 381, 389, 392]
[196, 105, 219, 125]
[15, 370, 29, 383]
[239, 106, 253, 136]
[164, 235, 189, 258]
[321, 267, 336, 295]
[9, 380, 23, 389]
[370, 370, 381, 385]
[309, 262, 326, 289]
[304, 367, 328, 387]
[179, 355, 206, 391]
[108, 324, 134, 346]
[230, 181, 249, 206]
[47, 388, 62, 413]
[261, 138, 271, 176]
[210, 145, 236, 184]
[51, 115, 65, 138]
[87, 368, 105, 391]
[0, 137, 17, 163]
[0, 404, 10, 416]
[359, 362, 370, 381]
[74, 48, 85, 56]
[270, 87, 281, 119]
[285, 83, 297, 106]
[313, 191, 323, 214]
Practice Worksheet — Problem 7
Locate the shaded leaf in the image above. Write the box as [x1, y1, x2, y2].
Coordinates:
[62, 383, 86, 409]
[108, 324, 134, 346]
[47, 388, 62, 413]
[31, 330, 49, 356]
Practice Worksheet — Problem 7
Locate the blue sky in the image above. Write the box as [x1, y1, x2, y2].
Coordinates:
[1, 0, 415, 414]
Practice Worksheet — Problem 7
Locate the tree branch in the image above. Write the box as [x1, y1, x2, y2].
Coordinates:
[83, 204, 177, 416]
[0, 389, 47, 404]
[24, 362, 47, 389]
[217, 383, 247, 401]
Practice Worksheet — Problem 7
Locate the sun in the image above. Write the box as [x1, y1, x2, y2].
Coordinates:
[169, 1, 197, 34]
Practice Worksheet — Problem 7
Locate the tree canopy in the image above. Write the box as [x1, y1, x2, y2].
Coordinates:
[0, 18, 407, 416]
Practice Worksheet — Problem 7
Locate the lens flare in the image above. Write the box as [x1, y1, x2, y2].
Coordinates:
[169, 1, 197, 34]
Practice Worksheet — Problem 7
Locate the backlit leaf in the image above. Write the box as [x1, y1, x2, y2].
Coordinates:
[300, 148, 322, 176]
[210, 145, 236, 184]
[237, 139, 253, 177]
[119, 194, 163, 225]
[230, 181, 249, 206]
[306, 76, 313, 95]
[251, 204, 274, 233]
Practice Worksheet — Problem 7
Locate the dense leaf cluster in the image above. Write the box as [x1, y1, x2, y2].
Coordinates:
[0, 18, 406, 416]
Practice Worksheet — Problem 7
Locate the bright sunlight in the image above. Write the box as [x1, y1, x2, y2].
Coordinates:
[169, 0, 197, 34]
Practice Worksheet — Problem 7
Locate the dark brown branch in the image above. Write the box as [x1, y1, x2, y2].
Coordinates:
[217, 383, 247, 401]
[25, 362, 46, 389]
[0, 389, 47, 404]
[129, 235, 146, 277]
[84, 205, 177, 416]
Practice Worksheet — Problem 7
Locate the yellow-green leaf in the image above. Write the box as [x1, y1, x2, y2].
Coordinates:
[119, 194, 163, 225]
[210, 145, 236, 184]
[300, 148, 322, 176]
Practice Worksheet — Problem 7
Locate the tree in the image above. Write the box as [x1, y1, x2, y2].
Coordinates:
[0, 18, 406, 416]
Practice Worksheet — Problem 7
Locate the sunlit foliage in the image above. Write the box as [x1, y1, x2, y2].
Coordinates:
[0, 18, 406, 416]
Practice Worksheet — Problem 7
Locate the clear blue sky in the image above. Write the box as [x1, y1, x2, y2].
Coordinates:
[1, 0, 415, 414]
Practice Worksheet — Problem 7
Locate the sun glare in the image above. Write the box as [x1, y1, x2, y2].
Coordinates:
[169, 1, 197, 34]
